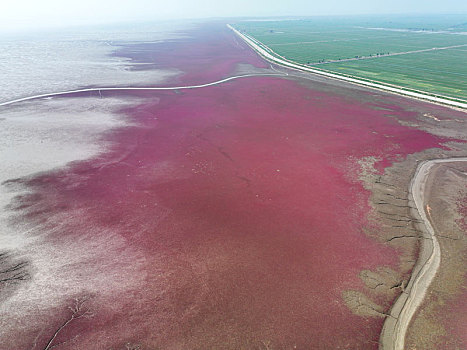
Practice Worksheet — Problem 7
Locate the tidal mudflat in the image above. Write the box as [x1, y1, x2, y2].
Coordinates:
[1, 22, 466, 349]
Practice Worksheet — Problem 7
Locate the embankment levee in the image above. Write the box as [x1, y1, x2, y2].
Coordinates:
[227, 24, 467, 110]
[380, 158, 467, 350]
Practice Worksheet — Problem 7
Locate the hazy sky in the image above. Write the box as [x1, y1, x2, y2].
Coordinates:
[2, 0, 467, 32]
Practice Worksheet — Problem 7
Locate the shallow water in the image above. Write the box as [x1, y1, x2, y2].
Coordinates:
[0, 21, 190, 103]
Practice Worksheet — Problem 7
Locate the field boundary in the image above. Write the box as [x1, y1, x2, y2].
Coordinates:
[228, 24, 467, 110]
[308, 43, 467, 66]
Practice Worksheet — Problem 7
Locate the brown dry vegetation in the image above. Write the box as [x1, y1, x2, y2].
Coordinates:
[341, 100, 467, 348]
[405, 162, 467, 349]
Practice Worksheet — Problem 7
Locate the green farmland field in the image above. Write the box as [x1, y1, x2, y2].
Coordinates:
[237, 15, 467, 100]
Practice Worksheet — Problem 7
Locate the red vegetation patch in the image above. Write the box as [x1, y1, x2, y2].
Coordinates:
[113, 23, 268, 85]
[10, 75, 452, 349]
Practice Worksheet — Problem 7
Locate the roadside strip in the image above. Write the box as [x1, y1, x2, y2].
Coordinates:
[227, 24, 467, 110]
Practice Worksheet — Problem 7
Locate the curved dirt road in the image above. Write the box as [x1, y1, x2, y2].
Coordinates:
[380, 157, 467, 350]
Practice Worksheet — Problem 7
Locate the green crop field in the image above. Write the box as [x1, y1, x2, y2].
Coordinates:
[236, 15, 467, 101]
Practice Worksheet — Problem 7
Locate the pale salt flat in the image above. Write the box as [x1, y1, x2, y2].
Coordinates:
[0, 21, 186, 347]
[0, 96, 149, 343]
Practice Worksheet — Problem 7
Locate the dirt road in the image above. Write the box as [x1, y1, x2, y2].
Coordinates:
[380, 158, 467, 350]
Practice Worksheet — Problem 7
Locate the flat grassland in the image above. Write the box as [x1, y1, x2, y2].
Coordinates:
[237, 15, 467, 100]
